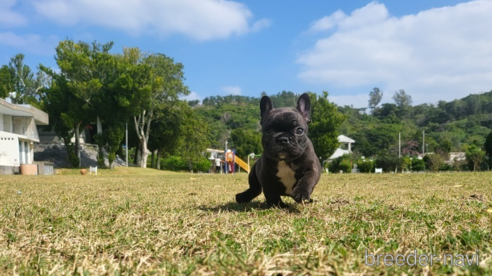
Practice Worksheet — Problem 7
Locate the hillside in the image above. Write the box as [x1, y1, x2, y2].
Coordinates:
[193, 90, 492, 158]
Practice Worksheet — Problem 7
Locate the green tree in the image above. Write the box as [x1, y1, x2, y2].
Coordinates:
[0, 65, 13, 99]
[148, 103, 186, 169]
[127, 50, 190, 168]
[269, 90, 297, 107]
[374, 150, 399, 172]
[308, 91, 346, 160]
[39, 67, 83, 167]
[436, 139, 452, 160]
[230, 128, 262, 159]
[368, 87, 383, 109]
[0, 54, 47, 106]
[41, 40, 114, 166]
[411, 158, 425, 171]
[94, 48, 153, 168]
[103, 125, 125, 169]
[392, 89, 412, 107]
[484, 131, 492, 161]
[465, 145, 485, 171]
[179, 107, 209, 172]
[355, 124, 400, 157]
[426, 154, 444, 172]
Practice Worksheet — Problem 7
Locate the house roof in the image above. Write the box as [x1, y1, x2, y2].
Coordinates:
[328, 148, 351, 160]
[338, 135, 355, 143]
[0, 98, 49, 125]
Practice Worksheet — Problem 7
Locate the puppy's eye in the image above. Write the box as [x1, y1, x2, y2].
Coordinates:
[296, 128, 304, 135]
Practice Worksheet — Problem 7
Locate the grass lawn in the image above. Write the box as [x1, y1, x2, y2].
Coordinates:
[1, 168, 491, 275]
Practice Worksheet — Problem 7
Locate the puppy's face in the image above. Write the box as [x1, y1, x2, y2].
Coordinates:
[260, 93, 311, 162]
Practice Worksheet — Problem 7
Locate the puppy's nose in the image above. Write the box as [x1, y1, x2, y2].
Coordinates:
[278, 137, 289, 144]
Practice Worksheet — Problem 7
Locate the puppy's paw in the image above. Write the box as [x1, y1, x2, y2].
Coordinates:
[291, 189, 311, 203]
[235, 192, 250, 203]
[267, 201, 289, 209]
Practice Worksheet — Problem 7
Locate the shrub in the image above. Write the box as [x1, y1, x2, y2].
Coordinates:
[465, 145, 485, 171]
[328, 154, 352, 173]
[193, 156, 212, 173]
[161, 155, 212, 173]
[423, 154, 430, 170]
[338, 160, 352, 173]
[66, 144, 80, 168]
[411, 158, 425, 171]
[398, 157, 412, 172]
[374, 151, 399, 172]
[356, 159, 373, 173]
[440, 163, 453, 171]
[426, 154, 444, 172]
[161, 156, 187, 171]
[453, 159, 467, 171]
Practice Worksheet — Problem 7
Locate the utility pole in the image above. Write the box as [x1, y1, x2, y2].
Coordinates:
[399, 132, 401, 158]
[125, 122, 128, 167]
[422, 130, 425, 155]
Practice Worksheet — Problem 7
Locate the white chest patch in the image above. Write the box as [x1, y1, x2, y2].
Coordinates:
[276, 161, 296, 194]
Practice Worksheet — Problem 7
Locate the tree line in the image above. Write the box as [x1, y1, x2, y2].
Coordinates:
[1, 40, 209, 170]
[0, 40, 345, 171]
[337, 87, 492, 172]
[2, 39, 491, 172]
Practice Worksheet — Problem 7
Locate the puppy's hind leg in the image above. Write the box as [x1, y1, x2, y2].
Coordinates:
[236, 166, 262, 203]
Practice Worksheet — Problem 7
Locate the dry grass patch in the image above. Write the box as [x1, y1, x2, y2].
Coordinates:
[1, 170, 491, 275]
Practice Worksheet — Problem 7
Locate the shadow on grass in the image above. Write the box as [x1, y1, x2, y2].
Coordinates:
[198, 201, 301, 213]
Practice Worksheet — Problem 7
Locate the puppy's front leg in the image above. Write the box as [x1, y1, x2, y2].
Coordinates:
[263, 186, 288, 208]
[291, 171, 318, 203]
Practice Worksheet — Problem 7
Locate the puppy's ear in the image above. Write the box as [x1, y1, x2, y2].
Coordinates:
[260, 96, 273, 125]
[296, 93, 311, 123]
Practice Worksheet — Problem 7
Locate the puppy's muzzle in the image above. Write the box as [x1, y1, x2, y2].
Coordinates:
[277, 136, 290, 144]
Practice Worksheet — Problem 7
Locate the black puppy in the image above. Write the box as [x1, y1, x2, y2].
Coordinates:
[236, 93, 322, 208]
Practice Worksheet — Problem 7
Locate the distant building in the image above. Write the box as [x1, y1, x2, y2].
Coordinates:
[0, 97, 49, 174]
[328, 135, 355, 160]
[445, 152, 466, 165]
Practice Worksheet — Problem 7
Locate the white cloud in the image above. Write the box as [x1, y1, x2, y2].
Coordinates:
[181, 91, 203, 102]
[251, 18, 272, 33]
[298, 0, 492, 106]
[32, 0, 270, 41]
[0, 32, 56, 55]
[308, 10, 346, 33]
[0, 0, 27, 27]
[221, 85, 242, 95]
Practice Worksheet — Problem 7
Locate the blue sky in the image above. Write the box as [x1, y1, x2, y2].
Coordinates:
[1, 0, 491, 107]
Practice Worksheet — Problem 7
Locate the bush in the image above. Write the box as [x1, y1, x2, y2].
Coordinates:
[398, 157, 411, 172]
[453, 159, 467, 171]
[374, 151, 399, 172]
[160, 156, 187, 171]
[440, 163, 453, 171]
[465, 145, 485, 171]
[161, 155, 212, 173]
[411, 158, 425, 171]
[356, 159, 373, 173]
[66, 144, 80, 168]
[338, 160, 352, 173]
[328, 154, 352, 173]
[193, 156, 212, 173]
[426, 154, 444, 172]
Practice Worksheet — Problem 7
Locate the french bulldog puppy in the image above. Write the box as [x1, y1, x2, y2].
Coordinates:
[236, 93, 321, 208]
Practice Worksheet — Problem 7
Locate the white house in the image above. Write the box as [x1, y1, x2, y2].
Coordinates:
[328, 135, 355, 160]
[0, 97, 49, 174]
